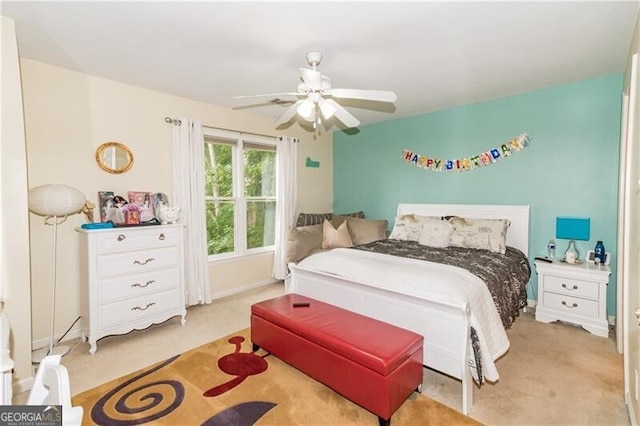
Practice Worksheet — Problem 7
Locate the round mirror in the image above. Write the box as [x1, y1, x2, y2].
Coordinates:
[95, 142, 133, 174]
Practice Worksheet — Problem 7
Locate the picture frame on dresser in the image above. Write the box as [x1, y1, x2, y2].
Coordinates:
[585, 250, 611, 265]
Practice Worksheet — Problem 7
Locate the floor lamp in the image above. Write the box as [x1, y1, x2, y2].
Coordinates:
[28, 184, 86, 364]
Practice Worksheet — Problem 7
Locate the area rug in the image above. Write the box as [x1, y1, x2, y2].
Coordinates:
[72, 328, 480, 425]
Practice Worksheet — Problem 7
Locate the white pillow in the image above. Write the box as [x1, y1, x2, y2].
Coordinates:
[321, 219, 354, 249]
[448, 217, 510, 254]
[418, 218, 454, 248]
[389, 214, 441, 242]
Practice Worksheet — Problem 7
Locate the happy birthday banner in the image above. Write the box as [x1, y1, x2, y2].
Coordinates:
[402, 132, 531, 172]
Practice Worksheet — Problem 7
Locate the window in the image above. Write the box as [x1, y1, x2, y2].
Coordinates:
[203, 128, 276, 258]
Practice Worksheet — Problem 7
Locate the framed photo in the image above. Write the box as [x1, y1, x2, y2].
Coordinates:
[585, 250, 611, 265]
[98, 191, 114, 222]
[127, 191, 154, 222]
[151, 192, 169, 216]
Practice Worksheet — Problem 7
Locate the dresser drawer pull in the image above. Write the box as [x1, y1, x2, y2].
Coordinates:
[131, 280, 156, 288]
[117, 234, 126, 241]
[131, 302, 156, 311]
[133, 257, 155, 265]
[561, 283, 579, 290]
[159, 233, 165, 240]
[561, 301, 578, 308]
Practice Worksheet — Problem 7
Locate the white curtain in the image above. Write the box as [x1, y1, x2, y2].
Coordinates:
[272, 136, 299, 280]
[172, 119, 212, 306]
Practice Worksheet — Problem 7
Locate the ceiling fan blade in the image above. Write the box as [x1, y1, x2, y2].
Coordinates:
[275, 100, 305, 126]
[232, 92, 300, 99]
[324, 99, 360, 128]
[329, 88, 397, 103]
[299, 68, 323, 90]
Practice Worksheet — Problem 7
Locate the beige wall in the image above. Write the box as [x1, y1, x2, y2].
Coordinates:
[19, 59, 333, 358]
[1, 16, 33, 394]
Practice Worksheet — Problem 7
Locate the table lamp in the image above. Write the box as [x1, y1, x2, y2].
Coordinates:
[556, 216, 590, 261]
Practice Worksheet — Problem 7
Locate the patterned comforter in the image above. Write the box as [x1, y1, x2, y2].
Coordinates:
[352, 239, 531, 328]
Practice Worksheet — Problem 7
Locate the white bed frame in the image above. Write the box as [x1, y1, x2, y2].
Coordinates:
[286, 203, 530, 414]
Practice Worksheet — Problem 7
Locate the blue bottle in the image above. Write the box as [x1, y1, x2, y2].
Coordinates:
[594, 240, 606, 264]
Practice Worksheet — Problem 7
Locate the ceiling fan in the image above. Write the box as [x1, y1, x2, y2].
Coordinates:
[233, 51, 397, 129]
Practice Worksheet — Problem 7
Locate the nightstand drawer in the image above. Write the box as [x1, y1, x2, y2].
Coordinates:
[542, 292, 599, 319]
[543, 276, 599, 299]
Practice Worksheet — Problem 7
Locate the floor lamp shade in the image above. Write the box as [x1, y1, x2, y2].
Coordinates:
[28, 184, 86, 363]
[28, 184, 86, 217]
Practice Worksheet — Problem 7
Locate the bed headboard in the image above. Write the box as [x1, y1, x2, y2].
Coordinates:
[396, 203, 530, 256]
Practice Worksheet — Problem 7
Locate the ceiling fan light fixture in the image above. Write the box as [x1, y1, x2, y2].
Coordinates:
[297, 99, 315, 120]
[318, 99, 336, 119]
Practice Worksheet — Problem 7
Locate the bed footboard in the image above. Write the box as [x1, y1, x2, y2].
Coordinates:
[287, 263, 474, 414]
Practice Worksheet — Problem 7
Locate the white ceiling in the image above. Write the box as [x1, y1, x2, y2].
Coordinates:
[2, 1, 639, 129]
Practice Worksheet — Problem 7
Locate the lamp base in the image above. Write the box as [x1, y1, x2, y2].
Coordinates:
[32, 345, 70, 365]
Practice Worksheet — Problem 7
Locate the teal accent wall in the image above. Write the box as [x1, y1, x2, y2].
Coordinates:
[333, 75, 622, 316]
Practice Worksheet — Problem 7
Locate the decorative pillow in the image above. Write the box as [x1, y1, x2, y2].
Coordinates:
[447, 216, 510, 254]
[321, 219, 353, 249]
[285, 224, 324, 263]
[296, 212, 334, 228]
[332, 216, 389, 245]
[389, 214, 441, 241]
[418, 218, 454, 248]
[295, 210, 365, 227]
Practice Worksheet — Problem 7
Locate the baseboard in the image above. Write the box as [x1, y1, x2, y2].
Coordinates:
[608, 315, 616, 326]
[211, 279, 282, 300]
[31, 325, 84, 351]
[626, 391, 638, 425]
[12, 376, 34, 399]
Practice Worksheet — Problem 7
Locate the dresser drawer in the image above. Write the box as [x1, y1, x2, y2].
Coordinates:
[99, 268, 180, 303]
[542, 292, 599, 319]
[99, 288, 182, 329]
[96, 228, 180, 254]
[543, 275, 599, 299]
[98, 247, 178, 278]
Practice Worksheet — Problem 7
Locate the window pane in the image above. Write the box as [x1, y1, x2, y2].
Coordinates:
[204, 143, 233, 198]
[244, 148, 275, 197]
[247, 200, 276, 249]
[206, 200, 235, 255]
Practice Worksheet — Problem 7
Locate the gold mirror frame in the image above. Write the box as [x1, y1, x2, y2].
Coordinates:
[95, 142, 134, 174]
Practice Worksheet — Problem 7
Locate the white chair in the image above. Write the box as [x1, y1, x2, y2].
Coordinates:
[27, 355, 84, 426]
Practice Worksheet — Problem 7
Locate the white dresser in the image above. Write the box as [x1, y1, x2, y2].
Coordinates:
[534, 259, 611, 338]
[78, 225, 186, 354]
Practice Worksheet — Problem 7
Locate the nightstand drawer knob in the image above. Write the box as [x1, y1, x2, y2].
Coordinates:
[561, 283, 578, 290]
[561, 301, 578, 308]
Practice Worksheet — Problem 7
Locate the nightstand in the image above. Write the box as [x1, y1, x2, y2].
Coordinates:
[534, 259, 611, 338]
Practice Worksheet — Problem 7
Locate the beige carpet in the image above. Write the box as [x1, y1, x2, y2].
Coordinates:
[15, 284, 629, 424]
[423, 312, 628, 425]
[72, 328, 479, 425]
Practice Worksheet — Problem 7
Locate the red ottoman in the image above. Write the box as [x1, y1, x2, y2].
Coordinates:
[251, 294, 424, 426]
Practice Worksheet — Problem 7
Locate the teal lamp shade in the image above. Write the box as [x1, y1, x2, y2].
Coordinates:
[556, 217, 591, 241]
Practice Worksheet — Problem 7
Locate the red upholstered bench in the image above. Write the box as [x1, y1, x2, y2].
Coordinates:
[251, 294, 424, 426]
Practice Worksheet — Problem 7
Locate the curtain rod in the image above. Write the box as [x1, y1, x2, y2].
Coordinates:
[164, 116, 276, 139]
